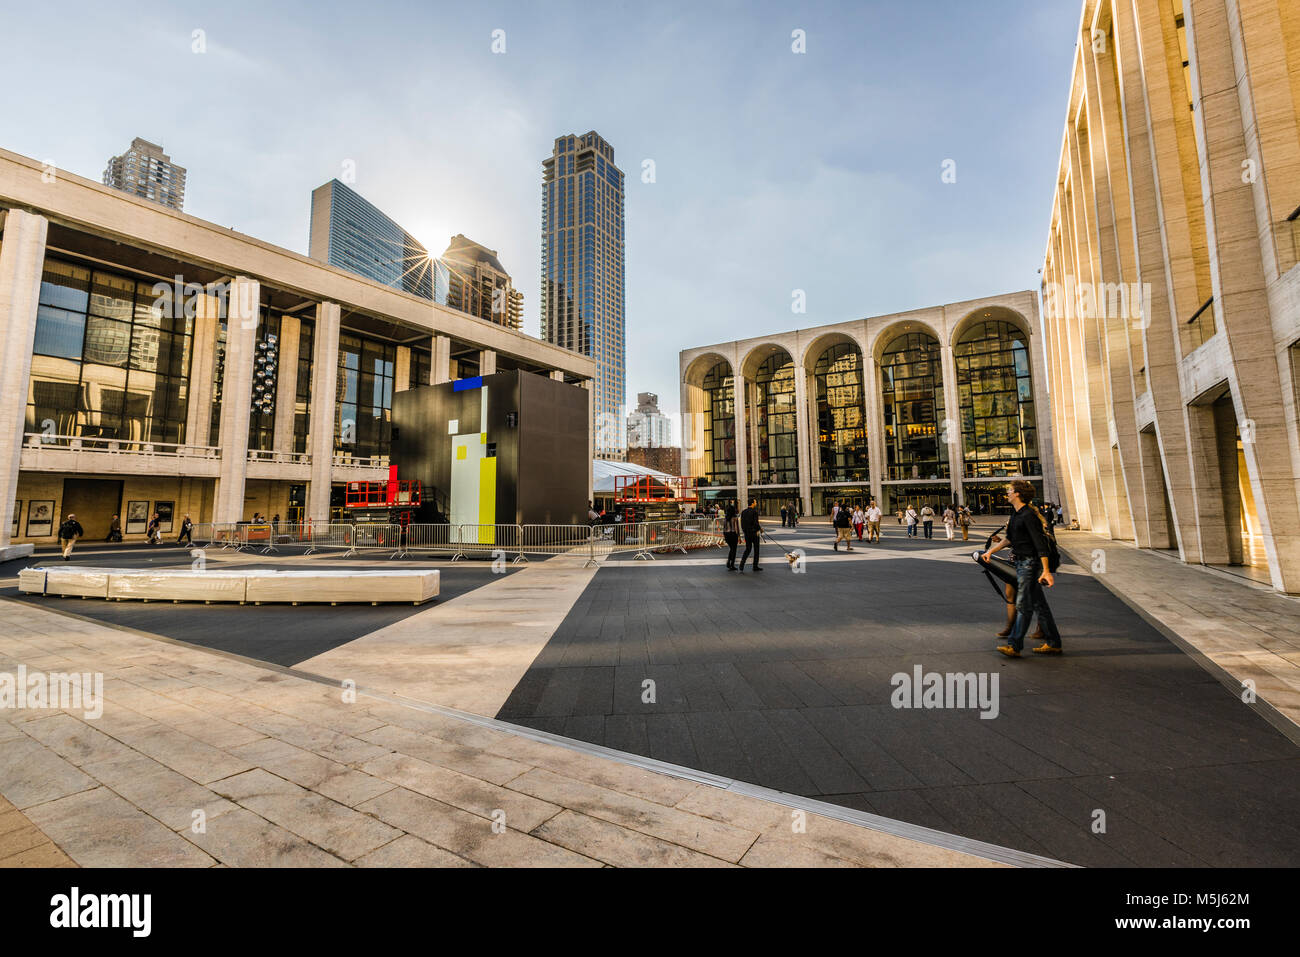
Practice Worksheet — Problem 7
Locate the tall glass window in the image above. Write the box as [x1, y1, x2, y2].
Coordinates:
[813, 343, 868, 483]
[27, 259, 192, 444]
[294, 320, 314, 454]
[954, 320, 1040, 477]
[247, 311, 282, 452]
[700, 361, 736, 485]
[336, 332, 395, 460]
[880, 331, 947, 480]
[749, 351, 797, 485]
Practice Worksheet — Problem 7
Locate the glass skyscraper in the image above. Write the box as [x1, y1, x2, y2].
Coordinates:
[309, 179, 434, 300]
[541, 131, 626, 458]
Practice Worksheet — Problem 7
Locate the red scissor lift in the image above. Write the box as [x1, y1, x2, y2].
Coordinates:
[340, 465, 422, 548]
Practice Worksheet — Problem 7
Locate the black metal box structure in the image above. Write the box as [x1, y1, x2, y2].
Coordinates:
[390, 370, 589, 526]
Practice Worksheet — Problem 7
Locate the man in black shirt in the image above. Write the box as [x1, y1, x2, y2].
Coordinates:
[981, 480, 1062, 657]
[833, 503, 852, 552]
[738, 500, 762, 573]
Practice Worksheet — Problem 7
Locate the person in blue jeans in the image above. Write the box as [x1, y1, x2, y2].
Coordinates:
[980, 480, 1062, 657]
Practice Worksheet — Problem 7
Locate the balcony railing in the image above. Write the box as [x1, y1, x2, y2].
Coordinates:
[247, 449, 311, 466]
[332, 452, 389, 469]
[24, 433, 219, 459]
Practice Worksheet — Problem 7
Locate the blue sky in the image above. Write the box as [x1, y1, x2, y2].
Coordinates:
[1, 0, 1080, 430]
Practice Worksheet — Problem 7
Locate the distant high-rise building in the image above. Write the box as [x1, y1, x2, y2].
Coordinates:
[102, 138, 186, 211]
[440, 234, 524, 331]
[541, 131, 626, 458]
[627, 392, 672, 448]
[309, 179, 434, 299]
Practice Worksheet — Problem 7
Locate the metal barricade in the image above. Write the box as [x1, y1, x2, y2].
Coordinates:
[517, 524, 598, 563]
[452, 524, 519, 562]
[403, 523, 459, 558]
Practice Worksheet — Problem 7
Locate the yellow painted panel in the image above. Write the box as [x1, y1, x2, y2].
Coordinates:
[456, 446, 467, 460]
[478, 457, 496, 542]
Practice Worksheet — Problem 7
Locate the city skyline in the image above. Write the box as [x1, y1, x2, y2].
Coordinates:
[0, 0, 1081, 433]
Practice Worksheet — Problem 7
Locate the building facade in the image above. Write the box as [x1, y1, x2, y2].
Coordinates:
[0, 146, 594, 548]
[627, 392, 673, 448]
[309, 179, 434, 300]
[625, 445, 681, 476]
[440, 234, 524, 331]
[102, 138, 186, 212]
[540, 132, 626, 459]
[1042, 0, 1300, 593]
[679, 291, 1057, 516]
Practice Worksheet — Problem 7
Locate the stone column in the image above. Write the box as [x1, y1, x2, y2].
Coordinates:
[550, 369, 565, 382]
[862, 343, 886, 507]
[185, 291, 221, 448]
[938, 338, 963, 505]
[732, 351, 749, 506]
[394, 344, 411, 395]
[212, 277, 259, 523]
[793, 365, 813, 512]
[432, 334, 451, 385]
[272, 314, 301, 453]
[480, 349, 497, 376]
[0, 210, 48, 548]
[307, 302, 341, 522]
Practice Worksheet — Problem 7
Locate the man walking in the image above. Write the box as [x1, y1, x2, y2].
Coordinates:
[982, 480, 1063, 657]
[177, 513, 194, 545]
[833, 504, 853, 552]
[780, 504, 788, 528]
[107, 514, 122, 542]
[920, 503, 935, 539]
[738, 499, 762, 573]
[958, 505, 971, 541]
[57, 513, 83, 561]
[866, 500, 882, 543]
[788, 501, 798, 529]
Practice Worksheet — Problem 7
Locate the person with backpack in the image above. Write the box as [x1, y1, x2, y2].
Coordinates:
[58, 514, 84, 560]
[981, 480, 1062, 657]
[833, 503, 853, 552]
[920, 503, 936, 539]
[905, 505, 919, 538]
[176, 514, 194, 545]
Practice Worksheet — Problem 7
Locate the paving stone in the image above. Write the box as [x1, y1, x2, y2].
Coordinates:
[533, 809, 736, 867]
[230, 738, 395, 807]
[0, 736, 97, 809]
[80, 752, 238, 832]
[357, 752, 560, 831]
[356, 787, 601, 868]
[353, 835, 477, 868]
[183, 806, 348, 867]
[505, 767, 758, 862]
[23, 787, 214, 867]
[210, 769, 401, 862]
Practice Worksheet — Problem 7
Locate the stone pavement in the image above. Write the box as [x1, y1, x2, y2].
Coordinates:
[1057, 530, 1300, 733]
[499, 525, 1300, 867]
[0, 594, 1004, 868]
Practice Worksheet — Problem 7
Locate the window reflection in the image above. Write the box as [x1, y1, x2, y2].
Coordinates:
[880, 331, 948, 480]
[813, 343, 868, 483]
[955, 320, 1040, 478]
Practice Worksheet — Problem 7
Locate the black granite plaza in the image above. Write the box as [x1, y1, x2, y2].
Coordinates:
[497, 526, 1300, 867]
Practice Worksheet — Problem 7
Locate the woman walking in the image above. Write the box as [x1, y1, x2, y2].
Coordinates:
[942, 505, 956, 540]
[723, 503, 740, 571]
[958, 505, 971, 541]
[852, 505, 865, 541]
[905, 505, 919, 538]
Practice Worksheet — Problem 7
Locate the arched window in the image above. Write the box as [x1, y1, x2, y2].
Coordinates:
[749, 351, 797, 485]
[813, 343, 868, 483]
[880, 331, 947, 480]
[700, 361, 736, 485]
[954, 321, 1039, 478]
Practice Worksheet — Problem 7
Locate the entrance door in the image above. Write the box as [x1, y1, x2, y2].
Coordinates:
[61, 478, 124, 541]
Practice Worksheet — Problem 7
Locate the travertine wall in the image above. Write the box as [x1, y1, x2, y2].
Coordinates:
[1042, 0, 1300, 593]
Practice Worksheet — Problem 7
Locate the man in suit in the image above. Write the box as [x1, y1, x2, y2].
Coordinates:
[738, 500, 762, 573]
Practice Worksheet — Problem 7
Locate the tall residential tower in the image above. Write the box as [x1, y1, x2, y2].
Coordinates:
[541, 131, 626, 458]
[102, 138, 186, 211]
